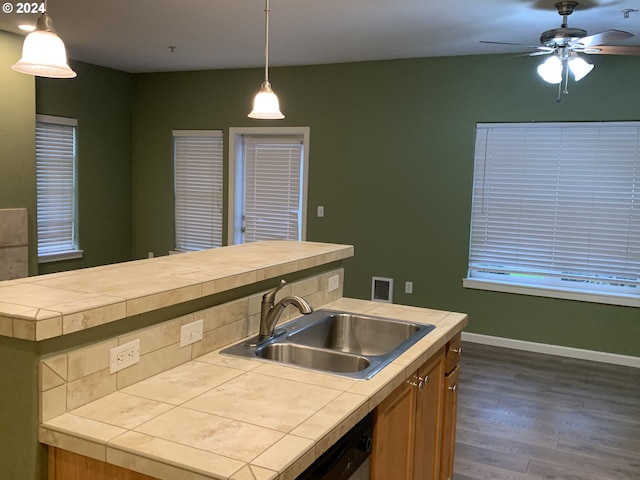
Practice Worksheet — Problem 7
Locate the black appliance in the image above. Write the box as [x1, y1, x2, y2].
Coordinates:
[297, 412, 373, 480]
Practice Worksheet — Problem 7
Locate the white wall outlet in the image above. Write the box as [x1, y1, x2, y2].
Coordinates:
[405, 281, 413, 294]
[109, 339, 140, 374]
[328, 274, 340, 292]
[317, 205, 325, 217]
[180, 319, 204, 347]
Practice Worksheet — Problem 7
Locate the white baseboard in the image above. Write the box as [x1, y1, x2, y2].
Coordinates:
[461, 332, 640, 369]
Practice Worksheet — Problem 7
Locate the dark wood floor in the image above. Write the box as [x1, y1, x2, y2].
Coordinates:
[452, 342, 640, 480]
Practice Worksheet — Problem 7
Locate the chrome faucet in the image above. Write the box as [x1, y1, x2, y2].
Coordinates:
[259, 280, 313, 342]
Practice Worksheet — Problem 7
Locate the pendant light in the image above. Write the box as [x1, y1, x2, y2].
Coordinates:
[248, 0, 284, 119]
[11, 1, 77, 79]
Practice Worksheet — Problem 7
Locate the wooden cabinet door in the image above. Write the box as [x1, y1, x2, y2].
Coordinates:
[371, 378, 417, 480]
[440, 365, 459, 480]
[413, 351, 445, 480]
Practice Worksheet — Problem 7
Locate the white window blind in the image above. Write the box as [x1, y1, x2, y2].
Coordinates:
[173, 130, 224, 251]
[36, 114, 81, 262]
[242, 135, 304, 242]
[466, 122, 640, 304]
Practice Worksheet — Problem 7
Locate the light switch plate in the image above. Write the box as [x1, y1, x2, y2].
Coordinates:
[180, 319, 204, 347]
[328, 274, 340, 292]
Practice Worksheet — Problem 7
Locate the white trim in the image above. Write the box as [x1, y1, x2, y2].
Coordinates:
[227, 126, 310, 245]
[463, 278, 640, 308]
[38, 250, 84, 264]
[462, 332, 640, 369]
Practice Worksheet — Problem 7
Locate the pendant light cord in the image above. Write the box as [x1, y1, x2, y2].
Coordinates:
[264, 0, 270, 84]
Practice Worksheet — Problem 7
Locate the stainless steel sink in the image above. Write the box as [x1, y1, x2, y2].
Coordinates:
[287, 312, 423, 356]
[256, 343, 370, 373]
[220, 309, 435, 380]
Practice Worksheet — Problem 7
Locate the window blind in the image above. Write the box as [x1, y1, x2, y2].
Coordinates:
[36, 115, 79, 259]
[468, 122, 640, 298]
[242, 135, 304, 242]
[173, 131, 224, 251]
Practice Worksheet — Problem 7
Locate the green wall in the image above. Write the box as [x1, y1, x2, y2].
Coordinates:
[0, 30, 37, 273]
[132, 54, 640, 357]
[36, 61, 133, 273]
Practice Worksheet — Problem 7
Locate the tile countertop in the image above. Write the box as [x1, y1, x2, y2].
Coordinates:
[0, 241, 353, 341]
[40, 298, 468, 480]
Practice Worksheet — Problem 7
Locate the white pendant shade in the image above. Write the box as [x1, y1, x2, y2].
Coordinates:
[568, 56, 594, 81]
[537, 55, 562, 84]
[248, 81, 284, 119]
[11, 13, 77, 79]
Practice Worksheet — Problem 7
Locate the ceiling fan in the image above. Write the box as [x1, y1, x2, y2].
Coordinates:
[481, 1, 640, 100]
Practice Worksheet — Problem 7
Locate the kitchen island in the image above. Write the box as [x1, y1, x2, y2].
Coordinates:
[0, 241, 466, 480]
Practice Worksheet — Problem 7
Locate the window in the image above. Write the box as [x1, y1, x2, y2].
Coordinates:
[228, 127, 309, 244]
[36, 114, 82, 263]
[465, 122, 640, 307]
[173, 130, 224, 251]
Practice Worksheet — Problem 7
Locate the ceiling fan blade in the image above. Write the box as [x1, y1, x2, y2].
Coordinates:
[480, 40, 546, 49]
[574, 30, 634, 48]
[529, 50, 554, 56]
[583, 45, 640, 55]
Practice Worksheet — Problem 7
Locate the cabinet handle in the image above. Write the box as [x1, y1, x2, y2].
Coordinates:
[408, 375, 427, 391]
[449, 384, 457, 393]
[451, 346, 462, 355]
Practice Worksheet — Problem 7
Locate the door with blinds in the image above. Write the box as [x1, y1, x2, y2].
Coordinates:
[233, 132, 308, 244]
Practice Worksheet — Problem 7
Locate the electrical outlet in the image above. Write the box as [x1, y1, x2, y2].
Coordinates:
[405, 281, 413, 294]
[109, 339, 140, 374]
[180, 319, 204, 347]
[328, 274, 340, 292]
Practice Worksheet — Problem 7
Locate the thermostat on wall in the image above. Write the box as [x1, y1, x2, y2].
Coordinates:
[371, 277, 393, 303]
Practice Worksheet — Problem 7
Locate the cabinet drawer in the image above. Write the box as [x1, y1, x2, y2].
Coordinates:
[445, 333, 462, 374]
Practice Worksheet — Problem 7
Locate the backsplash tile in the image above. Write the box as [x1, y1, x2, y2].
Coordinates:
[0, 208, 28, 281]
[67, 368, 116, 411]
[39, 268, 343, 424]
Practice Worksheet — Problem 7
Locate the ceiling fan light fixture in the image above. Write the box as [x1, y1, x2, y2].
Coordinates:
[11, 12, 77, 79]
[537, 55, 562, 84]
[568, 55, 594, 81]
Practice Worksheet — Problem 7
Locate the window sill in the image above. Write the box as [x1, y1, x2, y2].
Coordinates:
[38, 250, 84, 264]
[462, 278, 640, 308]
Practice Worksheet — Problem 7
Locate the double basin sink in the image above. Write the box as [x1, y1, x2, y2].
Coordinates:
[221, 309, 436, 380]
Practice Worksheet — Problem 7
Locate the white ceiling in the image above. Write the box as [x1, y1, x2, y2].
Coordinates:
[1, 0, 639, 73]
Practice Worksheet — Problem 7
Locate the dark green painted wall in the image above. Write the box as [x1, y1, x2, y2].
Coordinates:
[131, 54, 640, 356]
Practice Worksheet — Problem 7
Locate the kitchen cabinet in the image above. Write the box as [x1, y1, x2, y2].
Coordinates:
[371, 346, 446, 480]
[440, 333, 461, 480]
[48, 447, 159, 480]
